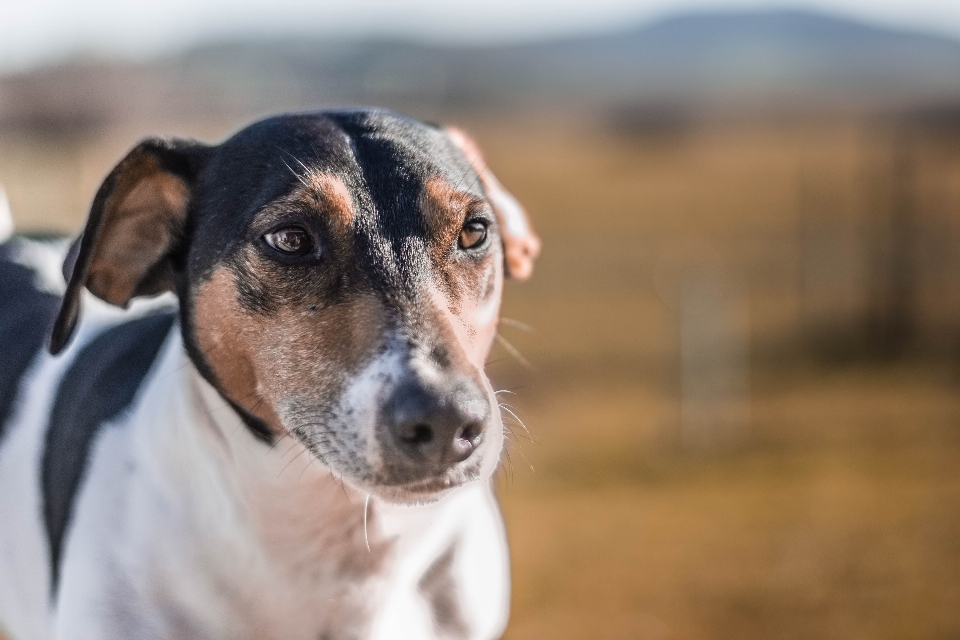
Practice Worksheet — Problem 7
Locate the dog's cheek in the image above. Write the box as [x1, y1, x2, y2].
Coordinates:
[473, 259, 503, 359]
[193, 267, 287, 434]
[449, 257, 503, 367]
[265, 296, 389, 479]
[258, 294, 386, 406]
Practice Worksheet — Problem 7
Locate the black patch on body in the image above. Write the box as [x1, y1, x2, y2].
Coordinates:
[0, 242, 60, 445]
[43, 311, 175, 595]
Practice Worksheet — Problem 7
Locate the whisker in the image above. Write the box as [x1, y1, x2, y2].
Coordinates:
[363, 494, 371, 553]
[267, 432, 293, 452]
[227, 395, 266, 440]
[500, 317, 533, 332]
[335, 474, 349, 499]
[504, 424, 538, 445]
[278, 157, 310, 189]
[503, 432, 535, 472]
[501, 445, 514, 485]
[498, 404, 531, 436]
[159, 342, 218, 378]
[280, 439, 302, 459]
[298, 452, 319, 480]
[202, 389, 260, 417]
[275, 147, 312, 189]
[496, 333, 533, 370]
[278, 448, 309, 478]
[290, 153, 313, 177]
[454, 151, 486, 192]
[464, 164, 490, 195]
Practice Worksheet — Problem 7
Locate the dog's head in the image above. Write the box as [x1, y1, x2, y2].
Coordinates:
[49, 110, 539, 503]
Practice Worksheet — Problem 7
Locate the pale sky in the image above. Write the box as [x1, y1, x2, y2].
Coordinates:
[4, 0, 960, 73]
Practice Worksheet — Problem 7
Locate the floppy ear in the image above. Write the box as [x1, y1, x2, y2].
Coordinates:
[49, 137, 210, 355]
[446, 127, 540, 280]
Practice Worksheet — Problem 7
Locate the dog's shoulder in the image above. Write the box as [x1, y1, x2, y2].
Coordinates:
[43, 309, 176, 592]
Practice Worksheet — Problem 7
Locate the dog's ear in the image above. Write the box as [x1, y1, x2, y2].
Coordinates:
[446, 127, 540, 280]
[49, 137, 211, 354]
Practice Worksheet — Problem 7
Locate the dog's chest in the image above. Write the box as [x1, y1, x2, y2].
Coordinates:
[141, 396, 426, 639]
[120, 473, 389, 640]
[167, 506, 453, 640]
[236, 476, 398, 638]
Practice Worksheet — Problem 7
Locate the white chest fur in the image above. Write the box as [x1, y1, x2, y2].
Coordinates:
[43, 330, 510, 640]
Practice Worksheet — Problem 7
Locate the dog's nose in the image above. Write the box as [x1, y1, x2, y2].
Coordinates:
[385, 380, 488, 466]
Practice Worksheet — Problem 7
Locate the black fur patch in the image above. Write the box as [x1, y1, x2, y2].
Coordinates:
[0, 242, 60, 445]
[43, 311, 175, 596]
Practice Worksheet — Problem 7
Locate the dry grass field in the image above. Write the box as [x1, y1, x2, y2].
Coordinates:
[4, 112, 960, 639]
[495, 364, 960, 640]
[467, 116, 960, 640]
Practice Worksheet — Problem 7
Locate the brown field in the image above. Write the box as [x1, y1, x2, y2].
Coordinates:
[4, 111, 960, 639]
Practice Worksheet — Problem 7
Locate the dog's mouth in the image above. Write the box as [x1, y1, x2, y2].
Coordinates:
[291, 425, 490, 504]
[282, 377, 501, 504]
[368, 458, 486, 504]
[312, 453, 480, 505]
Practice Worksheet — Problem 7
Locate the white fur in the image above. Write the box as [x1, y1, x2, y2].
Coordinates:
[0, 255, 510, 639]
[0, 185, 12, 243]
[474, 264, 503, 329]
[7, 238, 71, 296]
[0, 285, 158, 640]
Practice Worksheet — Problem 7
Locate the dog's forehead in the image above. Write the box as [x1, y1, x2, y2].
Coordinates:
[190, 110, 488, 291]
[194, 110, 482, 238]
[211, 110, 478, 203]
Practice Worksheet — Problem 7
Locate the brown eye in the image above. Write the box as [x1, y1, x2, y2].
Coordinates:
[459, 221, 488, 250]
[264, 226, 313, 255]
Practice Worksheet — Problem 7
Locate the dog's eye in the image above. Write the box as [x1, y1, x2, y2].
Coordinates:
[264, 227, 313, 255]
[459, 221, 488, 250]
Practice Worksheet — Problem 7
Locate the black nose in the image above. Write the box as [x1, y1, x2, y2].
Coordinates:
[385, 379, 489, 467]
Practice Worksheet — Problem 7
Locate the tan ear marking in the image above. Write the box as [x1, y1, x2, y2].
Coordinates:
[49, 137, 207, 354]
[423, 176, 479, 234]
[86, 155, 189, 305]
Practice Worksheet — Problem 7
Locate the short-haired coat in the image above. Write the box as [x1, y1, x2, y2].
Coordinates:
[0, 109, 539, 640]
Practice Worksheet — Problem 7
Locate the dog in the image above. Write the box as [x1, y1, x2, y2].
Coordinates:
[0, 109, 539, 640]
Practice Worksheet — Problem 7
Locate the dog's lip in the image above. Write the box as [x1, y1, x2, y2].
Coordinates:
[371, 460, 485, 502]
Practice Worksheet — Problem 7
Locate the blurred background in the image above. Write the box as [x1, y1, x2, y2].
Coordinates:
[4, 1, 960, 638]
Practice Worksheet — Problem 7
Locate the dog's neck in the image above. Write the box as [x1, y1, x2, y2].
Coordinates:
[156, 327, 470, 583]
[178, 331, 386, 562]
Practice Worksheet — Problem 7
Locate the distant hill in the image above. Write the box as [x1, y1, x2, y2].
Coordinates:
[4, 9, 960, 131]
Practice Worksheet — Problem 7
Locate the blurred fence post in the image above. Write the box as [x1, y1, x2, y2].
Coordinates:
[865, 128, 916, 358]
[657, 244, 751, 451]
[678, 269, 751, 450]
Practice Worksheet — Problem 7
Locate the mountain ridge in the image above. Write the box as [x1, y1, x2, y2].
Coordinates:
[4, 8, 960, 130]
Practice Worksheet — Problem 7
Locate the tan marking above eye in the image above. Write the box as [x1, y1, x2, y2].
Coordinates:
[308, 173, 356, 231]
[422, 176, 487, 257]
[445, 126, 540, 280]
[267, 172, 357, 233]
